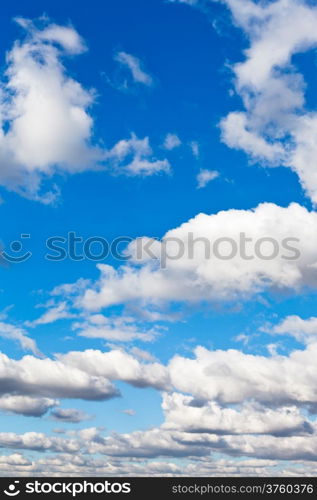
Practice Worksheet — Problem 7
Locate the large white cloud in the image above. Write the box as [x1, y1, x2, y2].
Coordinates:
[0, 352, 118, 401]
[73, 314, 163, 343]
[50, 407, 91, 423]
[262, 315, 317, 344]
[169, 343, 317, 406]
[65, 202, 317, 311]
[0, 18, 101, 202]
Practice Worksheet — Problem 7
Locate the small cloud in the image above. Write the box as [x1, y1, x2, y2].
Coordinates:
[189, 141, 200, 158]
[122, 409, 136, 416]
[196, 169, 219, 189]
[50, 408, 92, 423]
[0, 395, 57, 417]
[52, 428, 66, 434]
[0, 321, 41, 356]
[26, 302, 74, 327]
[162, 133, 181, 151]
[114, 51, 153, 86]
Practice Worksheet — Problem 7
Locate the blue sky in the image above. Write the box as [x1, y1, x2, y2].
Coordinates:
[1, 0, 317, 476]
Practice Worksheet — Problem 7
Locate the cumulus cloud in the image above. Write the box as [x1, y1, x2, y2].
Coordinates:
[263, 315, 317, 345]
[0, 395, 57, 417]
[0, 17, 102, 202]
[0, 422, 317, 465]
[0, 17, 173, 200]
[129, 347, 157, 362]
[73, 314, 162, 342]
[190, 141, 200, 158]
[114, 51, 153, 86]
[0, 19, 168, 200]
[64, 202, 317, 311]
[50, 408, 92, 423]
[168, 0, 199, 4]
[216, 0, 317, 203]
[168, 343, 317, 406]
[105, 134, 171, 176]
[0, 352, 118, 401]
[196, 169, 219, 188]
[0, 430, 83, 453]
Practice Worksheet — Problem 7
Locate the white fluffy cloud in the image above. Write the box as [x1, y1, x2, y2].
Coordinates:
[0, 452, 280, 476]
[1, 428, 317, 474]
[162, 133, 181, 151]
[0, 340, 317, 465]
[161, 393, 312, 436]
[0, 19, 169, 201]
[0, 321, 40, 355]
[168, 0, 199, 4]
[50, 408, 91, 423]
[0, 395, 57, 417]
[217, 0, 317, 203]
[0, 17, 101, 202]
[0, 348, 169, 405]
[169, 343, 317, 406]
[68, 202, 317, 311]
[196, 169, 219, 188]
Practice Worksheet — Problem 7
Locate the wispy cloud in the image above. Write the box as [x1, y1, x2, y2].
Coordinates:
[51, 408, 92, 423]
[196, 169, 219, 188]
